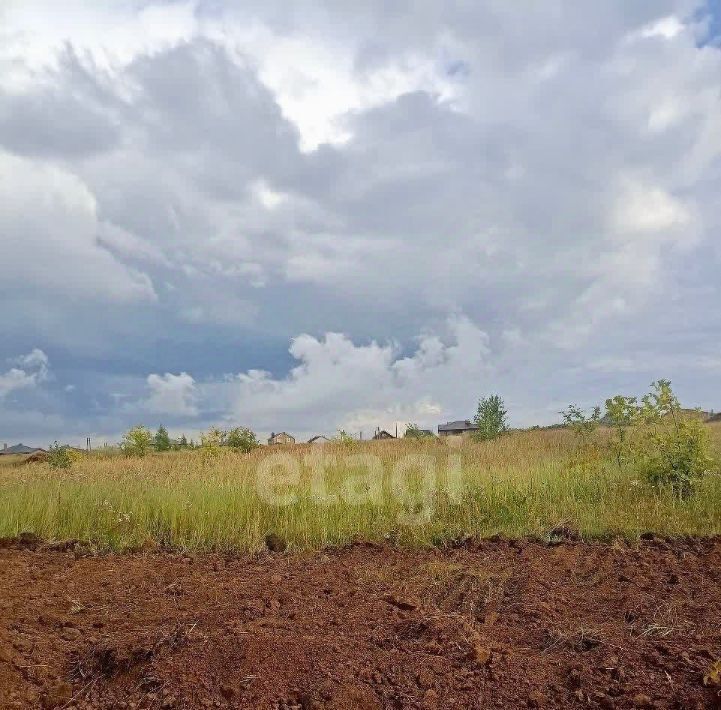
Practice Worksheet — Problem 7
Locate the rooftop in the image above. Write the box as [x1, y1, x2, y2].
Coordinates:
[438, 420, 478, 432]
[0, 443, 47, 455]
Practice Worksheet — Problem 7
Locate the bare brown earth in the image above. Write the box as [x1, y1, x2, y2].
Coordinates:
[1, 535, 721, 709]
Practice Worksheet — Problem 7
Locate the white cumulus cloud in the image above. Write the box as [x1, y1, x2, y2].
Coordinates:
[188, 315, 493, 436]
[145, 372, 198, 417]
[0, 348, 50, 398]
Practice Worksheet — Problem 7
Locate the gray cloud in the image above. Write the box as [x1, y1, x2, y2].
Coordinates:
[0, 1, 720, 444]
[0, 348, 49, 399]
[0, 151, 157, 305]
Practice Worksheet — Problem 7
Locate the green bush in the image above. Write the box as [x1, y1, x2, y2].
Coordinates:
[560, 404, 601, 444]
[601, 381, 716, 498]
[225, 427, 259, 453]
[631, 381, 714, 498]
[404, 423, 432, 439]
[604, 395, 638, 470]
[121, 425, 154, 457]
[563, 381, 717, 496]
[334, 430, 356, 448]
[199, 427, 224, 460]
[635, 415, 712, 497]
[560, 405, 603, 474]
[48, 441, 72, 469]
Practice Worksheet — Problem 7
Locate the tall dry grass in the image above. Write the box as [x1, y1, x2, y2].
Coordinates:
[1, 424, 720, 552]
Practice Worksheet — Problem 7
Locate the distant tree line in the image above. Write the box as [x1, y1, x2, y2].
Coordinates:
[120, 425, 259, 457]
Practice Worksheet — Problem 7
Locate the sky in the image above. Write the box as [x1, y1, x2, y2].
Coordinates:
[1, 0, 721, 446]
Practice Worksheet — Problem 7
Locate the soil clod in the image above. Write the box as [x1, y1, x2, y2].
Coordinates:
[1, 537, 720, 708]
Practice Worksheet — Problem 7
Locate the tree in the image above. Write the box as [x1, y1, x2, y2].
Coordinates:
[604, 395, 639, 469]
[154, 425, 171, 452]
[121, 425, 154, 457]
[174, 434, 189, 450]
[404, 423, 431, 439]
[473, 395, 508, 441]
[225, 427, 259, 453]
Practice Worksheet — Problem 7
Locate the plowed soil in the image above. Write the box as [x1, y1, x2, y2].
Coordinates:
[1, 535, 721, 709]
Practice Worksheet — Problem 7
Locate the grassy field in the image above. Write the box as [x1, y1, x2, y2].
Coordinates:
[0, 455, 24, 468]
[1, 424, 720, 552]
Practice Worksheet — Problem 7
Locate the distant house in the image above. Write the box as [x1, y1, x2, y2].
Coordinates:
[308, 435, 331, 445]
[268, 432, 295, 446]
[437, 420, 478, 437]
[0, 443, 47, 455]
[372, 429, 395, 440]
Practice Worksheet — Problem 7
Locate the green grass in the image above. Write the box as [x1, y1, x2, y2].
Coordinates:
[1, 425, 720, 552]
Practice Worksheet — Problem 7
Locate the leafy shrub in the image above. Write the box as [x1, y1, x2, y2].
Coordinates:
[121, 426, 154, 457]
[48, 441, 72, 469]
[630, 381, 714, 498]
[604, 395, 638, 469]
[334, 430, 356, 447]
[635, 415, 712, 497]
[597, 381, 716, 497]
[66, 448, 85, 464]
[225, 427, 259, 453]
[404, 423, 432, 439]
[560, 404, 601, 443]
[474, 395, 508, 441]
[560, 404, 603, 473]
[199, 427, 224, 460]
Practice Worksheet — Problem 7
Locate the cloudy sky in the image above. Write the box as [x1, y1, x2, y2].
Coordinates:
[1, 1, 721, 445]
